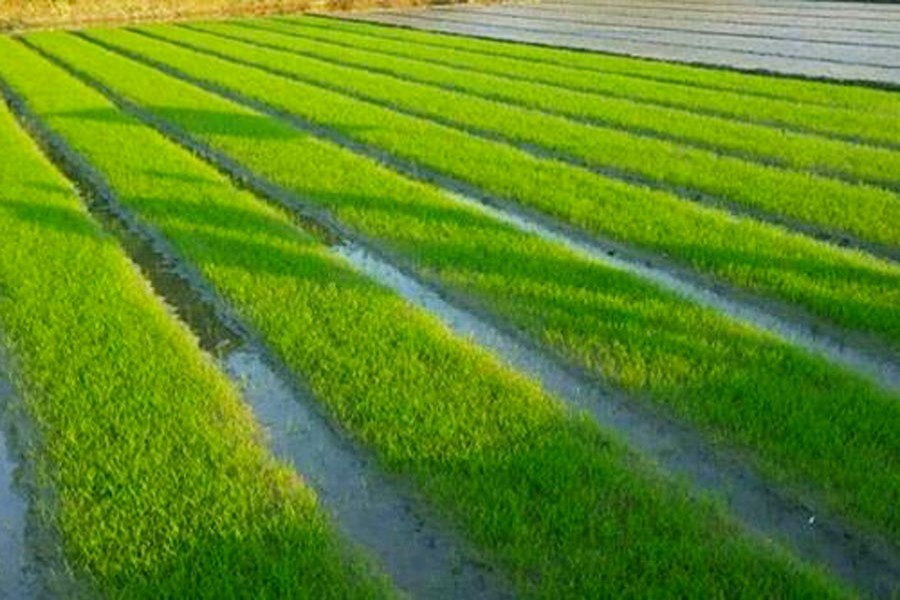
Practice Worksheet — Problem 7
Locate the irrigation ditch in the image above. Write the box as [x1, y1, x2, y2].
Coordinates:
[0, 74, 508, 600]
[18, 35, 900, 596]
[0, 342, 77, 598]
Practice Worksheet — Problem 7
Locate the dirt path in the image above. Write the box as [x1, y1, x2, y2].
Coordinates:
[346, 0, 900, 85]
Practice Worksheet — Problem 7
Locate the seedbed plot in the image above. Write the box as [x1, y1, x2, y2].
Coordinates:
[0, 98, 383, 598]
[1, 36, 856, 598]
[21, 29, 900, 566]
[287, 16, 900, 113]
[272, 16, 900, 147]
[80, 26, 900, 353]
[138, 23, 900, 254]
[191, 21, 900, 189]
[5, 13, 900, 597]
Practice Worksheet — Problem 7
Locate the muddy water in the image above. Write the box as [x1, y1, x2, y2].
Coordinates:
[222, 347, 507, 599]
[345, 0, 900, 84]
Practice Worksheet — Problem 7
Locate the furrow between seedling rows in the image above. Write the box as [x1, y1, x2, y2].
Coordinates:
[4, 35, 862, 598]
[336, 244, 900, 597]
[0, 356, 41, 598]
[82, 26, 900, 357]
[88, 33, 900, 396]
[19, 29, 900, 564]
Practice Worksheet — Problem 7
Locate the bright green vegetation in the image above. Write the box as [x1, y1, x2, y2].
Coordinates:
[0, 35, 853, 597]
[141, 23, 900, 251]
[277, 16, 900, 116]
[190, 20, 900, 190]
[79, 26, 900, 351]
[21, 31, 900, 550]
[0, 96, 385, 597]
[271, 16, 900, 148]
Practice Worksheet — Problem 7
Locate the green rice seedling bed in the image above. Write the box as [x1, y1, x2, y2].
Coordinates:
[143, 23, 900, 252]
[19, 31, 900, 552]
[285, 15, 900, 115]
[192, 20, 900, 190]
[0, 94, 383, 598]
[272, 16, 900, 147]
[81, 26, 900, 352]
[0, 35, 856, 598]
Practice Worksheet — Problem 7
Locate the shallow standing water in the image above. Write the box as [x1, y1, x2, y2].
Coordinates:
[221, 347, 508, 599]
[0, 369, 38, 599]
